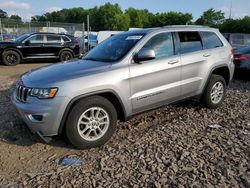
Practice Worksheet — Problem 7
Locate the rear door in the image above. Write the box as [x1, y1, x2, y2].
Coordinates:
[43, 34, 63, 57]
[129, 32, 181, 113]
[177, 31, 223, 98]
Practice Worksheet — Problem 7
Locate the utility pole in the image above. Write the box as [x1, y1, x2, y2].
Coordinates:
[229, 0, 233, 19]
[0, 19, 3, 41]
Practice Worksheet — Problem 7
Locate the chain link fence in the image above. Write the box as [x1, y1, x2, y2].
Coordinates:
[0, 18, 95, 53]
[0, 18, 85, 36]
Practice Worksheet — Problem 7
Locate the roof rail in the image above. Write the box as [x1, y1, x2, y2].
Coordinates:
[162, 25, 210, 28]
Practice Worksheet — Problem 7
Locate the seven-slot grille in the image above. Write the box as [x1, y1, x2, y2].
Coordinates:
[16, 85, 30, 102]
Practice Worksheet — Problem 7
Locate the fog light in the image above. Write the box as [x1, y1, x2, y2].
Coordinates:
[28, 114, 43, 122]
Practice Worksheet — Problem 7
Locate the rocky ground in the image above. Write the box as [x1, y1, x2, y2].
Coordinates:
[0, 63, 249, 188]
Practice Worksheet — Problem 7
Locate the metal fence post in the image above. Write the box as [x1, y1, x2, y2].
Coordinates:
[82, 22, 85, 54]
[0, 19, 3, 41]
[87, 15, 90, 51]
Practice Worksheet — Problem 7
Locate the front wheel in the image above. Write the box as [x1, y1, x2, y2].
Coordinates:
[202, 74, 226, 109]
[2, 50, 21, 66]
[66, 96, 117, 149]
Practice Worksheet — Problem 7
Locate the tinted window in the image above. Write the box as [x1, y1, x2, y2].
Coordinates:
[29, 35, 44, 43]
[231, 34, 244, 45]
[178, 32, 202, 54]
[84, 34, 144, 62]
[47, 35, 61, 43]
[142, 32, 174, 58]
[202, 32, 223, 49]
[62, 36, 70, 42]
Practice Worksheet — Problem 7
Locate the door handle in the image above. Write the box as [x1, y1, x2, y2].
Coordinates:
[168, 60, 179, 65]
[203, 53, 211, 57]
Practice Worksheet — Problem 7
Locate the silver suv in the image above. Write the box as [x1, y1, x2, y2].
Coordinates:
[12, 26, 235, 149]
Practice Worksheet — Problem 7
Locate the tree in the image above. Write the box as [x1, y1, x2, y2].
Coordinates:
[0, 9, 8, 19]
[151, 11, 193, 27]
[195, 8, 225, 27]
[125, 8, 152, 28]
[90, 3, 129, 31]
[9, 15, 22, 21]
[220, 16, 250, 33]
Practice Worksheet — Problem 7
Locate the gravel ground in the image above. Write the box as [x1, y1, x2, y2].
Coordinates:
[0, 63, 249, 188]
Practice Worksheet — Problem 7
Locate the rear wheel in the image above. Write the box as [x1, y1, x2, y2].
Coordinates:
[2, 50, 21, 66]
[66, 96, 117, 149]
[202, 74, 226, 109]
[59, 50, 73, 62]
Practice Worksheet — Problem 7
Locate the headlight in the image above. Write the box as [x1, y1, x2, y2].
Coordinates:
[30, 88, 58, 99]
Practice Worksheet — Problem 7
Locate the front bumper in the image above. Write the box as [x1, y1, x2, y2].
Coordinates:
[11, 90, 70, 136]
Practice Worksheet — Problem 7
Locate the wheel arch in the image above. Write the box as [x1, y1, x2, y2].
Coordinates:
[58, 48, 74, 57]
[58, 90, 127, 134]
[3, 47, 23, 59]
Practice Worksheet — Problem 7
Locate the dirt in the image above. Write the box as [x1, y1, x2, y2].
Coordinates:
[0, 63, 249, 187]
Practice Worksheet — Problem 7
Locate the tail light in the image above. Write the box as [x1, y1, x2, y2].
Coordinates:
[234, 55, 248, 61]
[73, 40, 80, 46]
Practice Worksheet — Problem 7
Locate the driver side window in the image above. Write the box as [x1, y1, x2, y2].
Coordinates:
[142, 32, 174, 59]
[29, 35, 44, 43]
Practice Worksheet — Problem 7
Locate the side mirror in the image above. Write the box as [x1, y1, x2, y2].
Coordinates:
[134, 48, 156, 63]
[24, 40, 30, 46]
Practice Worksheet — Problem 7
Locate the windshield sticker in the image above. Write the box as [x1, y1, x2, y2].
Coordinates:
[126, 35, 143, 40]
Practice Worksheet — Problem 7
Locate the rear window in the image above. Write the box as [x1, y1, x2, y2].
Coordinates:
[62, 36, 71, 42]
[47, 35, 61, 43]
[178, 32, 202, 54]
[231, 34, 244, 45]
[202, 32, 223, 49]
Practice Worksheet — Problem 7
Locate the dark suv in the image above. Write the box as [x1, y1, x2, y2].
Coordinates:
[0, 32, 80, 66]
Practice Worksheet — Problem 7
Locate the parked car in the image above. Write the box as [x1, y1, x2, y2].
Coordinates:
[223, 33, 250, 49]
[0, 32, 80, 66]
[233, 46, 250, 74]
[97, 31, 123, 44]
[12, 26, 234, 149]
[0, 34, 17, 42]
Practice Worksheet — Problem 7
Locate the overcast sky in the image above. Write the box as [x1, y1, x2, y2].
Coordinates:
[0, 0, 249, 21]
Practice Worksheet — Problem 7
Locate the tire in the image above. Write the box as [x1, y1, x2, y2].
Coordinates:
[59, 50, 73, 62]
[66, 96, 117, 149]
[2, 50, 21, 66]
[201, 74, 226, 109]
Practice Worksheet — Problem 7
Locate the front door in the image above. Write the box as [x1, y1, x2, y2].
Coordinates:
[129, 32, 181, 113]
[21, 34, 45, 58]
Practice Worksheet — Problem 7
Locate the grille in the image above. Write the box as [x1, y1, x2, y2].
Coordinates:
[16, 85, 30, 102]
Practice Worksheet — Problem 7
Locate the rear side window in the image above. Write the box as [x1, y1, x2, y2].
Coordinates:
[47, 35, 61, 43]
[62, 36, 71, 42]
[178, 32, 202, 54]
[143, 32, 174, 59]
[202, 32, 223, 49]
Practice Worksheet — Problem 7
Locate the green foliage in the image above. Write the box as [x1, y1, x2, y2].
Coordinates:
[151, 11, 193, 27]
[220, 16, 250, 33]
[0, 9, 8, 19]
[195, 8, 225, 27]
[125, 8, 152, 28]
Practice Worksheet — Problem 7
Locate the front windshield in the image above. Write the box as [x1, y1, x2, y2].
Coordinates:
[84, 33, 145, 62]
[15, 33, 31, 42]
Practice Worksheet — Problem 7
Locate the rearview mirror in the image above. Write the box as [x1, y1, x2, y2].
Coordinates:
[134, 48, 156, 63]
[24, 40, 30, 46]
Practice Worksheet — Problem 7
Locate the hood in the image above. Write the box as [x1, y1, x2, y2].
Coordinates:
[22, 60, 112, 86]
[0, 41, 17, 45]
